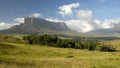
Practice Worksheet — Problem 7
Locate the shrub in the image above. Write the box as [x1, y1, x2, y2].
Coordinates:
[23, 35, 116, 52]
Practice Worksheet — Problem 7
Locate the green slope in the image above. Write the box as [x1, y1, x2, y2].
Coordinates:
[0, 42, 120, 68]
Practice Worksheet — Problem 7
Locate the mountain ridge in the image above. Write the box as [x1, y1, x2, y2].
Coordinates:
[0, 17, 74, 35]
[85, 27, 120, 37]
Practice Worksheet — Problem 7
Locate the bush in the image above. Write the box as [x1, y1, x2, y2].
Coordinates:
[23, 35, 116, 52]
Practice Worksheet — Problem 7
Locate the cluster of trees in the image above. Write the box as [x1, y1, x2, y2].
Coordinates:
[23, 34, 116, 52]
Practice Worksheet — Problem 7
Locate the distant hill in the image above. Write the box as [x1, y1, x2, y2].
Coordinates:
[86, 27, 120, 37]
[0, 17, 75, 35]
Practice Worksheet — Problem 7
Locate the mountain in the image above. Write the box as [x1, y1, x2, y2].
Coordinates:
[86, 27, 120, 37]
[0, 17, 74, 35]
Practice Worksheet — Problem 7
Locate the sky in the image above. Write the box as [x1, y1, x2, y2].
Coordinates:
[0, 0, 120, 32]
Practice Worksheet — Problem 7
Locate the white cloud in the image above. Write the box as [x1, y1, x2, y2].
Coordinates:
[58, 3, 80, 17]
[64, 9, 99, 32]
[0, 22, 17, 30]
[14, 13, 42, 23]
[46, 18, 64, 23]
[58, 2, 120, 33]
[76, 10, 93, 20]
[65, 18, 120, 32]
[57, 2, 101, 32]
[65, 20, 94, 32]
[101, 19, 120, 29]
[14, 18, 24, 23]
[31, 13, 42, 18]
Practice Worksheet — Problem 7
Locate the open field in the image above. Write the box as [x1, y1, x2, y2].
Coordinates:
[0, 41, 120, 68]
[104, 40, 120, 50]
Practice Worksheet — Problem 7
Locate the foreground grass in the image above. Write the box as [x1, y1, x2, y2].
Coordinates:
[0, 42, 120, 68]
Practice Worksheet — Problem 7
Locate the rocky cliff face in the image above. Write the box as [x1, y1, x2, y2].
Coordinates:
[24, 17, 69, 31]
[0, 17, 71, 34]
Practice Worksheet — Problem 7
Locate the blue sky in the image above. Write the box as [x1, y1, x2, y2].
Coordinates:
[0, 0, 120, 32]
[0, 0, 119, 22]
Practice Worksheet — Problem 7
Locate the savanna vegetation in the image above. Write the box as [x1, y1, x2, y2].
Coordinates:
[23, 34, 116, 52]
[0, 34, 120, 68]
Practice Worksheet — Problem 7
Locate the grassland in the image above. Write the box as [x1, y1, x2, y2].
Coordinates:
[0, 40, 120, 68]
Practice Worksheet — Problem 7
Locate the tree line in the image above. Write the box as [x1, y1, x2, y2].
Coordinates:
[23, 34, 116, 52]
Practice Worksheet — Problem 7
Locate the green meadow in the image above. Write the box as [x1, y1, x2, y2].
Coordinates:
[0, 35, 120, 68]
[0, 42, 120, 68]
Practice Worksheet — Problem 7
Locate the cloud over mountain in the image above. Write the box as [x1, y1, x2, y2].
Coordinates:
[0, 2, 120, 33]
[31, 13, 42, 18]
[100, 19, 120, 29]
[58, 2, 120, 32]
[46, 18, 64, 23]
[58, 3, 80, 17]
[0, 22, 17, 30]
[0, 13, 43, 30]
[14, 18, 24, 23]
[65, 20, 94, 32]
